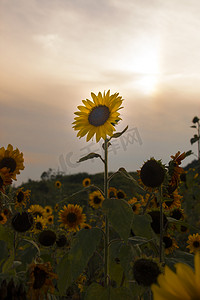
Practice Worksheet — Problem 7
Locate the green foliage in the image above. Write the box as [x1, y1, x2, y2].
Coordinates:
[85, 283, 133, 300]
[131, 214, 153, 239]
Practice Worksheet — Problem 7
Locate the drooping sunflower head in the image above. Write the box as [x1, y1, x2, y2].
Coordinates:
[163, 234, 179, 254]
[28, 262, 57, 300]
[59, 204, 86, 232]
[138, 158, 166, 189]
[89, 190, 105, 209]
[82, 178, 91, 187]
[28, 204, 45, 218]
[187, 233, 200, 253]
[12, 212, 33, 232]
[133, 257, 161, 286]
[0, 144, 25, 180]
[73, 90, 124, 142]
[15, 188, 31, 208]
[38, 230, 57, 247]
[55, 180, 62, 189]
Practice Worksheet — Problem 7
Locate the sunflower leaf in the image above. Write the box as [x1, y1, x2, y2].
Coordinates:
[102, 199, 133, 242]
[77, 152, 104, 163]
[85, 283, 133, 300]
[109, 125, 129, 140]
[131, 214, 153, 239]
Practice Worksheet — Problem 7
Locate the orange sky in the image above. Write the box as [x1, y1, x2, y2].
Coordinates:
[0, 0, 200, 185]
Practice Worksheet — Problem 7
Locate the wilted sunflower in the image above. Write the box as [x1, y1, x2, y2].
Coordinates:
[28, 204, 45, 218]
[32, 216, 47, 233]
[73, 90, 123, 142]
[82, 178, 91, 187]
[138, 158, 166, 190]
[128, 197, 141, 214]
[151, 252, 200, 299]
[15, 188, 30, 208]
[167, 151, 186, 192]
[163, 234, 179, 255]
[133, 257, 161, 286]
[44, 205, 53, 216]
[59, 204, 86, 232]
[28, 262, 57, 300]
[0, 144, 24, 180]
[89, 190, 105, 209]
[187, 233, 200, 253]
[116, 189, 126, 199]
[108, 187, 117, 198]
[0, 167, 12, 192]
[0, 212, 7, 225]
[55, 180, 61, 188]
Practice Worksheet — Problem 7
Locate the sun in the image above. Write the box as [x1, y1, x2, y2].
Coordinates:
[137, 75, 158, 95]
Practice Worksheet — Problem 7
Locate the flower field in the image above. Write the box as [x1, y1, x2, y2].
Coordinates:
[0, 91, 200, 299]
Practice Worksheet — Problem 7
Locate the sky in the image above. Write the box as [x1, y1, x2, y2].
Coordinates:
[0, 0, 200, 186]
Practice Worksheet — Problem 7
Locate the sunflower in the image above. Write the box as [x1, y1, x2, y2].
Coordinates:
[28, 204, 45, 218]
[28, 262, 57, 300]
[32, 216, 47, 233]
[73, 90, 123, 142]
[15, 188, 31, 208]
[133, 257, 161, 287]
[0, 212, 7, 225]
[38, 230, 56, 247]
[108, 187, 117, 198]
[82, 178, 91, 187]
[170, 207, 185, 221]
[151, 252, 200, 299]
[167, 151, 186, 192]
[162, 191, 182, 211]
[187, 233, 200, 253]
[56, 234, 68, 247]
[46, 215, 54, 225]
[44, 205, 53, 216]
[55, 180, 61, 188]
[89, 190, 105, 209]
[163, 234, 179, 255]
[0, 167, 12, 192]
[81, 223, 92, 229]
[12, 212, 33, 232]
[116, 189, 126, 199]
[138, 158, 166, 190]
[59, 204, 86, 232]
[143, 194, 159, 210]
[128, 197, 141, 214]
[0, 144, 24, 180]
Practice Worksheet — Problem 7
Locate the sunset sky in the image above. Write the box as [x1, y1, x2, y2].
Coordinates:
[1, 0, 200, 186]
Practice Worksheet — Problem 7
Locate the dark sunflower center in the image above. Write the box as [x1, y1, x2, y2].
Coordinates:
[0, 176, 3, 188]
[163, 236, 173, 248]
[17, 191, 24, 203]
[165, 200, 173, 207]
[46, 209, 50, 213]
[48, 217, 53, 222]
[0, 157, 17, 173]
[93, 196, 101, 204]
[88, 105, 110, 127]
[171, 209, 182, 220]
[117, 191, 125, 199]
[85, 180, 89, 186]
[0, 215, 3, 221]
[109, 191, 115, 198]
[33, 267, 47, 289]
[132, 205, 137, 212]
[36, 222, 43, 230]
[67, 212, 77, 223]
[193, 241, 200, 248]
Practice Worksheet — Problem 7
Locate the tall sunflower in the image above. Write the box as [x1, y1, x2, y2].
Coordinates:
[151, 252, 200, 299]
[0, 144, 24, 180]
[73, 90, 123, 142]
[28, 262, 57, 300]
[59, 204, 86, 232]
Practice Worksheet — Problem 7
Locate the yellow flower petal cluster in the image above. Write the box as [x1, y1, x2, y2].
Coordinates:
[59, 204, 86, 232]
[152, 252, 200, 299]
[73, 90, 123, 142]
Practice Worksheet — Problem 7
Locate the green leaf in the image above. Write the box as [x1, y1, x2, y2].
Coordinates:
[0, 225, 14, 249]
[57, 228, 102, 295]
[118, 168, 144, 191]
[190, 136, 199, 145]
[77, 152, 104, 163]
[109, 126, 128, 140]
[85, 283, 133, 300]
[131, 214, 153, 239]
[102, 199, 133, 242]
[118, 244, 133, 278]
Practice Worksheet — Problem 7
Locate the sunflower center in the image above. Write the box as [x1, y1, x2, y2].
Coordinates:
[0, 215, 3, 221]
[109, 191, 115, 198]
[93, 196, 101, 204]
[0, 157, 17, 173]
[132, 205, 137, 212]
[193, 241, 200, 248]
[163, 236, 173, 248]
[171, 209, 182, 220]
[48, 217, 53, 222]
[165, 200, 173, 207]
[17, 191, 24, 203]
[67, 212, 77, 223]
[33, 267, 47, 289]
[0, 176, 3, 188]
[117, 191, 125, 199]
[36, 222, 43, 230]
[88, 105, 110, 127]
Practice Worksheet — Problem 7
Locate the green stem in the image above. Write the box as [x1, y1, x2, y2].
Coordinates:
[159, 186, 163, 263]
[104, 138, 109, 287]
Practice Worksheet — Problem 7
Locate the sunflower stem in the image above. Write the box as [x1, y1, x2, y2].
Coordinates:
[104, 138, 109, 287]
[159, 185, 164, 263]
